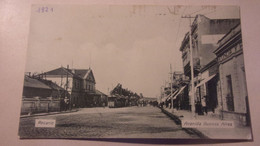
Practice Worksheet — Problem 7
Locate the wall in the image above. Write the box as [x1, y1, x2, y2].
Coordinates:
[219, 53, 247, 114]
[20, 98, 60, 115]
[196, 16, 240, 68]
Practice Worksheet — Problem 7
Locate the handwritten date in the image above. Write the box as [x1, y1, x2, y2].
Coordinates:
[37, 7, 53, 13]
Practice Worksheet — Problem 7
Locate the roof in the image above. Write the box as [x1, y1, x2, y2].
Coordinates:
[95, 89, 108, 96]
[73, 69, 89, 78]
[44, 67, 94, 80]
[45, 67, 74, 76]
[39, 79, 65, 91]
[23, 76, 51, 89]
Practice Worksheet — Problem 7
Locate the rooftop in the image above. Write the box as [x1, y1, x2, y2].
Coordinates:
[23, 76, 51, 89]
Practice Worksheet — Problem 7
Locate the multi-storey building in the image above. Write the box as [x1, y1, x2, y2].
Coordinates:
[179, 14, 240, 113]
[180, 15, 240, 78]
[43, 66, 96, 107]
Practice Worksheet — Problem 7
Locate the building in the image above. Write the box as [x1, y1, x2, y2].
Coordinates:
[21, 75, 66, 115]
[43, 66, 96, 108]
[179, 14, 240, 112]
[95, 89, 108, 106]
[161, 71, 189, 110]
[214, 24, 249, 126]
[23, 75, 52, 98]
[38, 78, 67, 99]
[180, 15, 240, 77]
[110, 83, 141, 107]
[195, 59, 219, 114]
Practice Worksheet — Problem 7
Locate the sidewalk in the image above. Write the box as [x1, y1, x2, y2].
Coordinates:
[161, 107, 252, 140]
[20, 109, 79, 118]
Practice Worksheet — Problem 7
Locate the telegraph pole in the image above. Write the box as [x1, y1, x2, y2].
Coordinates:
[66, 65, 72, 110]
[107, 88, 110, 107]
[181, 15, 196, 118]
[170, 64, 174, 112]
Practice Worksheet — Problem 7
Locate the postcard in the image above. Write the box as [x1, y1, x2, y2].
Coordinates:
[18, 4, 252, 141]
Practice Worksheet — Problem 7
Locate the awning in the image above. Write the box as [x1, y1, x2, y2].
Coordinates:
[161, 89, 179, 102]
[161, 94, 171, 102]
[166, 89, 180, 101]
[195, 74, 216, 89]
[172, 85, 187, 100]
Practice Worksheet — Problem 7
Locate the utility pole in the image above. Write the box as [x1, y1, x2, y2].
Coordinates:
[66, 65, 72, 110]
[107, 88, 110, 107]
[160, 86, 163, 103]
[170, 64, 174, 112]
[182, 15, 196, 118]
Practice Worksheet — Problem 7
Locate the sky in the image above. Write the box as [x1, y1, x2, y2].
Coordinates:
[25, 5, 240, 97]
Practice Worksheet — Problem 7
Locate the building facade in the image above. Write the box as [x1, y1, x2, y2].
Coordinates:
[179, 14, 240, 113]
[43, 67, 96, 108]
[214, 24, 249, 126]
[180, 15, 240, 77]
[195, 59, 219, 114]
[160, 71, 189, 110]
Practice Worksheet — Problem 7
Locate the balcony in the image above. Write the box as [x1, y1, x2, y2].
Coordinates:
[183, 59, 201, 77]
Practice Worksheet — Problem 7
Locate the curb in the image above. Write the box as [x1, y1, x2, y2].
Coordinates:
[160, 107, 209, 139]
[20, 110, 79, 118]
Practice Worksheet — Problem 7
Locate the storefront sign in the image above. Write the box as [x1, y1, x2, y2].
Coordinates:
[218, 43, 242, 62]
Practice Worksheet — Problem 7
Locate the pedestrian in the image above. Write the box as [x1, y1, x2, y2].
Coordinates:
[64, 97, 69, 111]
[201, 96, 207, 115]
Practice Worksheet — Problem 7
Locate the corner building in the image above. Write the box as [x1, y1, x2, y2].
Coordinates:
[214, 24, 249, 126]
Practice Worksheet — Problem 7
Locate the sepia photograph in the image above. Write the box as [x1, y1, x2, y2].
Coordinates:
[18, 5, 252, 140]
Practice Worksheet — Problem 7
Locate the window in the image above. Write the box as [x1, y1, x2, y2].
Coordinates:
[226, 75, 234, 111]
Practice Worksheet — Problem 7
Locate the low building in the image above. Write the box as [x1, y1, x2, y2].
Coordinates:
[214, 23, 249, 126]
[95, 89, 108, 106]
[23, 75, 52, 98]
[39, 78, 67, 99]
[21, 75, 65, 115]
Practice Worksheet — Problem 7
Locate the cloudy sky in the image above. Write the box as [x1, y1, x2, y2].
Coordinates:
[25, 5, 240, 97]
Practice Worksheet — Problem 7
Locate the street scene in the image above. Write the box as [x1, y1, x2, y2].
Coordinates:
[19, 5, 252, 140]
[19, 106, 200, 138]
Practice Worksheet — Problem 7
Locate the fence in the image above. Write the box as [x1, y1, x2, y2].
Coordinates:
[20, 97, 60, 115]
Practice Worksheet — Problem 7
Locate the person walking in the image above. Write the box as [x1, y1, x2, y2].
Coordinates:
[64, 97, 69, 111]
[201, 96, 207, 115]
